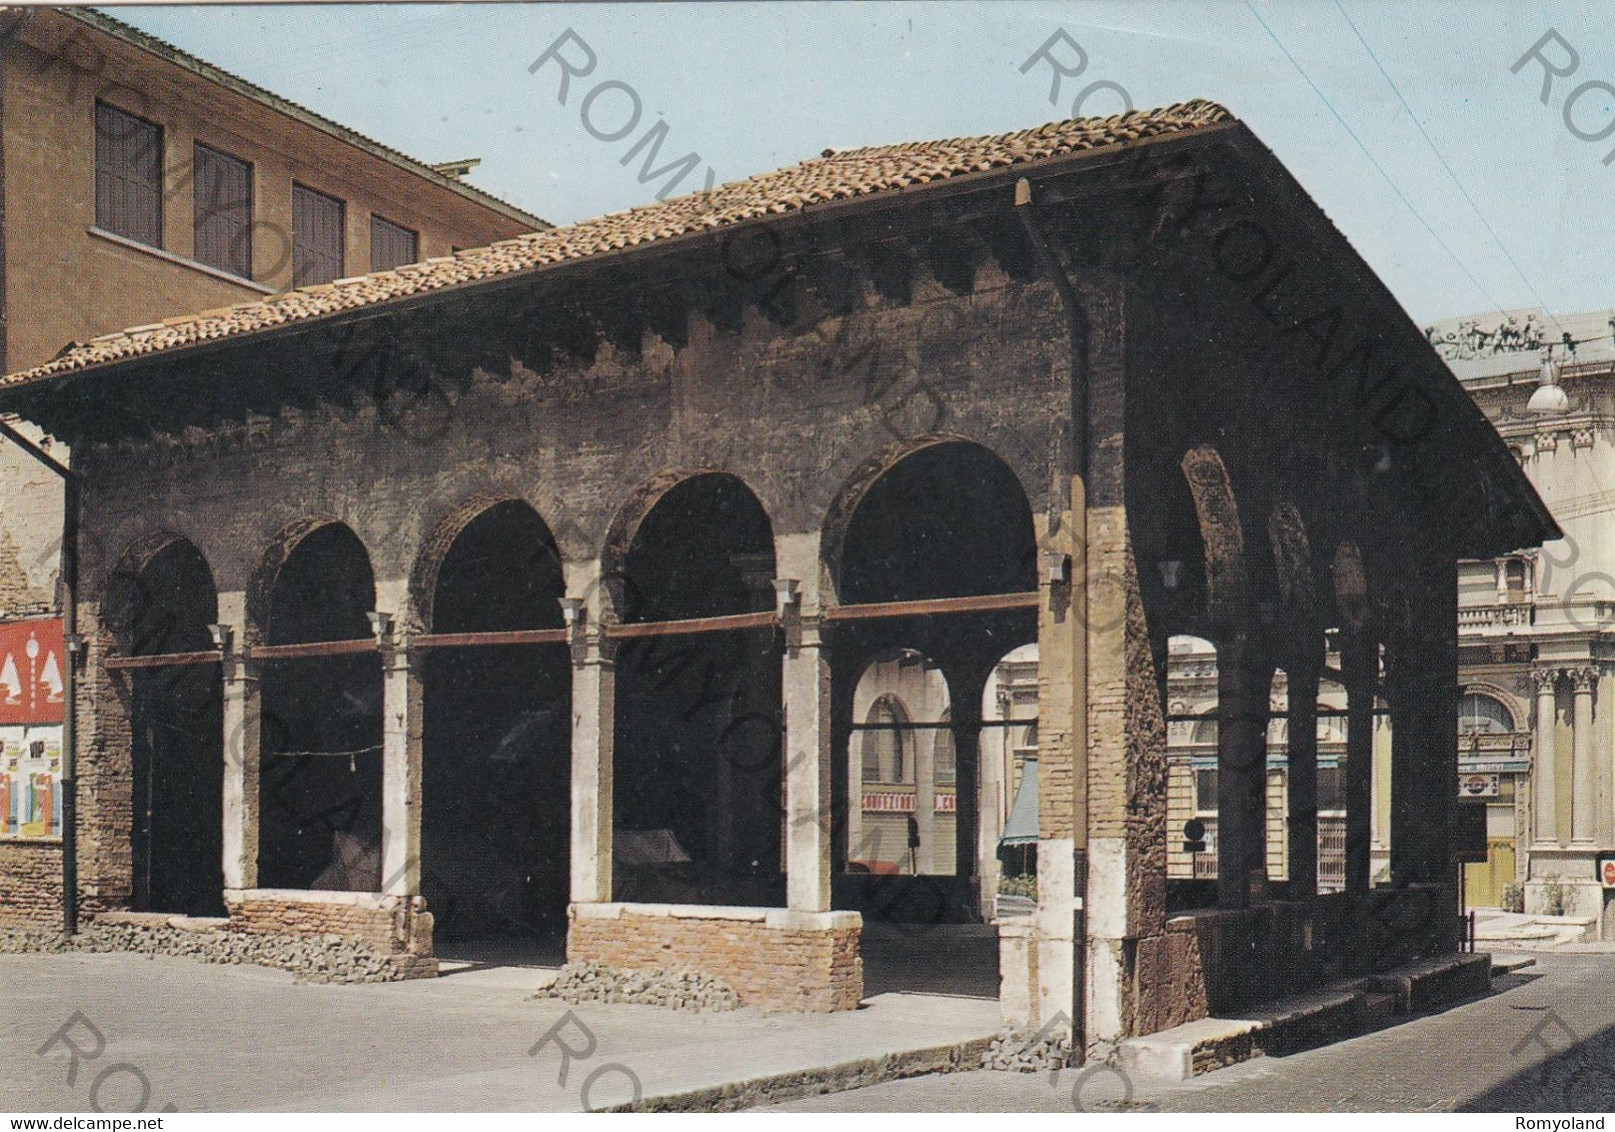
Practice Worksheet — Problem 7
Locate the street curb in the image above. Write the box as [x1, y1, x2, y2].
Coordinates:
[601, 1035, 996, 1112]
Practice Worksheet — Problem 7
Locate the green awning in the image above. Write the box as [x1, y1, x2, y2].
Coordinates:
[999, 758, 1039, 847]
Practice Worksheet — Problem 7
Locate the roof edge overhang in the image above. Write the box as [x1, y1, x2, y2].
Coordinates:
[0, 119, 1242, 401]
[1218, 127, 1561, 557]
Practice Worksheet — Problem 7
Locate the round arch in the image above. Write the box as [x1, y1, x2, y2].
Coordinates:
[820, 435, 1040, 602]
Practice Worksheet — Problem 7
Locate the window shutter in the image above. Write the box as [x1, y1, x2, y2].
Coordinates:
[370, 215, 419, 272]
[292, 185, 345, 286]
[95, 102, 163, 247]
[193, 145, 253, 278]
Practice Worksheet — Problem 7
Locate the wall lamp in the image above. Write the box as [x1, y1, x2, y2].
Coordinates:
[1044, 552, 1071, 585]
[206, 623, 232, 652]
[558, 597, 586, 627]
[366, 610, 394, 646]
[772, 578, 801, 618]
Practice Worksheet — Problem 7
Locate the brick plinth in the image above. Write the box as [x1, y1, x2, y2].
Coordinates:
[224, 888, 437, 975]
[569, 903, 863, 1012]
[0, 842, 63, 926]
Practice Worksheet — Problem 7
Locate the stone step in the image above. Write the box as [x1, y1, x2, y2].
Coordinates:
[1118, 952, 1494, 1082]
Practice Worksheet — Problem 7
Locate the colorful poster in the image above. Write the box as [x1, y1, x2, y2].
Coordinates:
[0, 724, 62, 840]
[0, 618, 65, 727]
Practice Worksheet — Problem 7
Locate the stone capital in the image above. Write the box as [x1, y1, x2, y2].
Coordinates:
[1531, 666, 1561, 693]
[1568, 665, 1599, 693]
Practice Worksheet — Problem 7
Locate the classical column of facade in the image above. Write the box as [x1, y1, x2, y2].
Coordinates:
[217, 590, 259, 893]
[777, 531, 832, 914]
[1217, 631, 1273, 908]
[1533, 666, 1560, 847]
[1570, 665, 1598, 845]
[375, 580, 422, 898]
[564, 559, 614, 905]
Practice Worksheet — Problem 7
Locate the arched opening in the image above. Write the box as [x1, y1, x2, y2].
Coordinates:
[861, 694, 914, 786]
[1459, 692, 1514, 735]
[830, 440, 1037, 927]
[1166, 634, 1221, 900]
[612, 473, 782, 907]
[113, 538, 224, 916]
[847, 655, 951, 876]
[421, 501, 570, 943]
[982, 642, 1039, 909]
[257, 524, 382, 891]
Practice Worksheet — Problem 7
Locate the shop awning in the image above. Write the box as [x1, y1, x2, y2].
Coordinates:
[999, 758, 1039, 848]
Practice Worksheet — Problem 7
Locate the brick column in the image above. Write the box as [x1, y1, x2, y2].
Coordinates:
[1571, 666, 1597, 845]
[1532, 666, 1559, 847]
[218, 591, 259, 893]
[1217, 632, 1272, 909]
[1342, 626, 1375, 895]
[950, 680, 984, 881]
[1388, 562, 1458, 892]
[1285, 647, 1322, 898]
[564, 559, 614, 905]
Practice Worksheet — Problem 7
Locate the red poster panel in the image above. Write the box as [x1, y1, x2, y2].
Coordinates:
[0, 618, 65, 726]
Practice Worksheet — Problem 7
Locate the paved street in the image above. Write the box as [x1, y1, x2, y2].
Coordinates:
[768, 954, 1615, 1113]
[5, 944, 1613, 1112]
[0, 948, 997, 1112]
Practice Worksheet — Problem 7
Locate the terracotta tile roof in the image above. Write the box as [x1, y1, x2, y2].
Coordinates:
[2, 100, 1232, 391]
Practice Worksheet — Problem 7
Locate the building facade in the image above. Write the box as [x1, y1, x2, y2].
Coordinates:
[0, 5, 542, 926]
[0, 104, 1552, 1049]
[1430, 307, 1615, 931]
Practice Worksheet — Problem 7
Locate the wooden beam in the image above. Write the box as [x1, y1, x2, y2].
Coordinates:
[606, 611, 779, 639]
[102, 650, 222, 670]
[823, 591, 1039, 622]
[251, 638, 377, 660]
[413, 628, 569, 649]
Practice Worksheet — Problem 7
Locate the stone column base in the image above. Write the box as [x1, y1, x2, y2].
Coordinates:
[223, 888, 437, 976]
[569, 902, 862, 1012]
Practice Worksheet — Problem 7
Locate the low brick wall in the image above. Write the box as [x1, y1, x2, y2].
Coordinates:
[224, 888, 436, 973]
[569, 903, 863, 1012]
[0, 842, 63, 927]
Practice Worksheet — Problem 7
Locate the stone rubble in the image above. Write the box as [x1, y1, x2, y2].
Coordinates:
[0, 922, 419, 983]
[538, 960, 741, 1013]
[981, 1026, 1078, 1072]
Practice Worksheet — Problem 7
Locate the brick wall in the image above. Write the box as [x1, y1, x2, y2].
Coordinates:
[569, 904, 862, 1013]
[0, 842, 62, 926]
[225, 890, 435, 959]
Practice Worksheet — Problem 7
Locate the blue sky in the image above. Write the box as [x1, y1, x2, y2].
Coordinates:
[109, 2, 1615, 325]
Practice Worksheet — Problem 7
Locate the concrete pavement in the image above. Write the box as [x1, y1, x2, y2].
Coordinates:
[766, 953, 1615, 1112]
[2, 950, 998, 1112]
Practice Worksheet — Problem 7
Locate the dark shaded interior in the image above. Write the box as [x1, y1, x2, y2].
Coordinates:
[422, 501, 571, 940]
[612, 473, 784, 907]
[124, 538, 225, 917]
[830, 441, 1037, 923]
[257, 523, 383, 891]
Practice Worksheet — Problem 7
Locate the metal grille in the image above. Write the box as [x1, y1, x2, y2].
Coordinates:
[292, 184, 344, 286]
[370, 215, 419, 272]
[193, 144, 252, 278]
[1318, 816, 1347, 891]
[95, 102, 162, 246]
